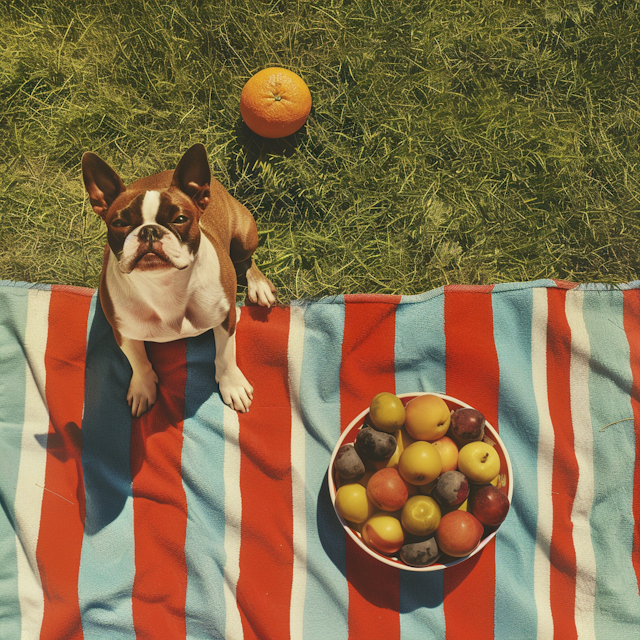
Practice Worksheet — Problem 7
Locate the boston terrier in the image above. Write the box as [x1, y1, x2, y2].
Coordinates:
[82, 143, 276, 417]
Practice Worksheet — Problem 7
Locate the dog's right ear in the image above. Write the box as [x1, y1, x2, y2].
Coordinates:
[81, 152, 126, 219]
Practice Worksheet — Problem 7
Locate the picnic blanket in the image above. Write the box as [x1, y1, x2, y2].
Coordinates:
[1, 278, 639, 640]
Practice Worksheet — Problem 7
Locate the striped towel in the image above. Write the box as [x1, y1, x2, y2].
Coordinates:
[1, 279, 639, 640]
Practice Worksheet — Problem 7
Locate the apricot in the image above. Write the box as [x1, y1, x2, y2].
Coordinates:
[368, 392, 405, 433]
[362, 513, 404, 555]
[335, 483, 375, 524]
[398, 441, 442, 485]
[404, 394, 451, 441]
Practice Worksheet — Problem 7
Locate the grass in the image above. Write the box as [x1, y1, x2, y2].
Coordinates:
[0, 0, 639, 303]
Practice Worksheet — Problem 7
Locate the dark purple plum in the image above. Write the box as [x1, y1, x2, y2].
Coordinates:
[399, 537, 441, 567]
[434, 470, 469, 508]
[335, 444, 365, 481]
[449, 408, 485, 447]
[355, 426, 396, 461]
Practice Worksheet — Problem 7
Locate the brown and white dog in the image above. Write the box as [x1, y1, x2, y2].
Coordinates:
[82, 143, 276, 417]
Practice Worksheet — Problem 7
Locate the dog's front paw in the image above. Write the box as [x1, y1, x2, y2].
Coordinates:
[127, 369, 158, 418]
[217, 367, 254, 413]
[246, 267, 277, 308]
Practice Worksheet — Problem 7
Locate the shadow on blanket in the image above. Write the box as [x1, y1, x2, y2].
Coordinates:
[316, 469, 468, 612]
[78, 302, 216, 536]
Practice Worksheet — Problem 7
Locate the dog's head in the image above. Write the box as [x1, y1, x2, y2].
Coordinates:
[82, 144, 211, 274]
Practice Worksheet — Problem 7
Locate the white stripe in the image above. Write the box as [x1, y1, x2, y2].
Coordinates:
[288, 304, 307, 638]
[141, 190, 161, 225]
[531, 287, 554, 640]
[14, 289, 51, 639]
[223, 307, 244, 640]
[566, 291, 597, 639]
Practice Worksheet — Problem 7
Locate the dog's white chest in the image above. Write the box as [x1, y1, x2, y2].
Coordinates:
[108, 236, 230, 343]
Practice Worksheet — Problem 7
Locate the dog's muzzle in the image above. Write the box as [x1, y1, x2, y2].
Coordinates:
[137, 224, 166, 245]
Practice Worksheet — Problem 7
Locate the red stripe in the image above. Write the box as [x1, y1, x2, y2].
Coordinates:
[622, 291, 640, 594]
[444, 284, 494, 294]
[37, 287, 91, 640]
[546, 289, 578, 639]
[552, 279, 579, 290]
[341, 295, 402, 640]
[235, 306, 293, 640]
[131, 340, 189, 639]
[443, 288, 498, 640]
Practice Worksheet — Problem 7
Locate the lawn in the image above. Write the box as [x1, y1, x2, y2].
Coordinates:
[0, 0, 638, 303]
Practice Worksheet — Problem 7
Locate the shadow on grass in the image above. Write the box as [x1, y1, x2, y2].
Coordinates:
[234, 117, 304, 163]
[227, 117, 315, 224]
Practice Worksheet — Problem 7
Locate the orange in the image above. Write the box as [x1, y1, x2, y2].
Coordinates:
[240, 67, 312, 138]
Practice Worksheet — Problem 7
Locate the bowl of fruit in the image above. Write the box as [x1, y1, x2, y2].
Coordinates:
[328, 392, 513, 571]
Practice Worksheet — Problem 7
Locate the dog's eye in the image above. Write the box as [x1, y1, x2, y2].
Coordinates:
[173, 215, 189, 224]
[112, 219, 129, 228]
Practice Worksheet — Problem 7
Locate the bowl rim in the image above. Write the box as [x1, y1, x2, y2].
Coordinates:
[328, 392, 514, 572]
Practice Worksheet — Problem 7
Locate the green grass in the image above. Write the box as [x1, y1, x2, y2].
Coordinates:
[1, 0, 639, 302]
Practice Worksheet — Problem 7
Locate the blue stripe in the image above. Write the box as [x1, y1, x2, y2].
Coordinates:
[491, 288, 539, 639]
[583, 291, 640, 638]
[182, 331, 228, 639]
[0, 286, 30, 639]
[0, 280, 52, 291]
[395, 291, 446, 639]
[492, 279, 557, 293]
[78, 295, 136, 638]
[299, 298, 349, 640]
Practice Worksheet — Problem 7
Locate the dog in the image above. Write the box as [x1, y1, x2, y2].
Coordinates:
[82, 143, 276, 417]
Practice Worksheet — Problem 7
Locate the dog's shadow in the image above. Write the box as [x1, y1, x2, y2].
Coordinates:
[79, 298, 221, 535]
[78, 300, 141, 535]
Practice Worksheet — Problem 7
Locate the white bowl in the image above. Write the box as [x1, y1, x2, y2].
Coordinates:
[328, 392, 514, 571]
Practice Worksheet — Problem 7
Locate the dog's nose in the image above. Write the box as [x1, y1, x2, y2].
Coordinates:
[138, 225, 164, 244]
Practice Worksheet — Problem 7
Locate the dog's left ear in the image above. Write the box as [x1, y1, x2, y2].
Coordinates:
[172, 143, 211, 212]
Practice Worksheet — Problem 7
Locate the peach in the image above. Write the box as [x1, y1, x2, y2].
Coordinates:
[431, 435, 459, 473]
[366, 467, 409, 511]
[435, 510, 484, 557]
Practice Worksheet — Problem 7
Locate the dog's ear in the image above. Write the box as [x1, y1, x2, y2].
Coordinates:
[82, 153, 126, 219]
[172, 143, 211, 212]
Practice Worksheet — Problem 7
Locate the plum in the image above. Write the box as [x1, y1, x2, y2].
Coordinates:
[433, 470, 469, 508]
[449, 408, 485, 447]
[399, 537, 441, 567]
[335, 444, 365, 481]
[355, 426, 396, 461]
[468, 484, 510, 526]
